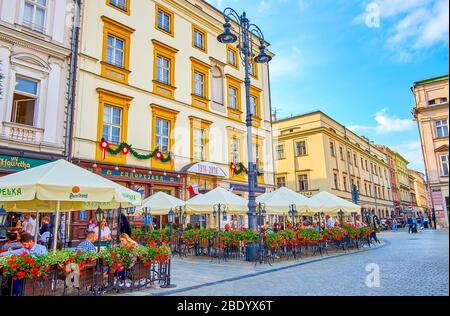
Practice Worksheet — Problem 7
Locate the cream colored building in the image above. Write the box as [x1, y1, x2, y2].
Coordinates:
[70, 0, 275, 235]
[273, 111, 394, 218]
[0, 0, 73, 174]
[408, 169, 430, 213]
[393, 151, 411, 212]
[412, 74, 449, 227]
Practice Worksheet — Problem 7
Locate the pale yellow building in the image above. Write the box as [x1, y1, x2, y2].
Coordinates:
[412, 74, 449, 227]
[273, 111, 394, 218]
[408, 169, 430, 213]
[392, 151, 411, 212]
[69, 0, 275, 238]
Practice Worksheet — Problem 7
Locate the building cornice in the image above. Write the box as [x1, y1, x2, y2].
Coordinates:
[0, 25, 71, 59]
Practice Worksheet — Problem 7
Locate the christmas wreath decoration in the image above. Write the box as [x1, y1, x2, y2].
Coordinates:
[99, 138, 174, 163]
[230, 162, 264, 176]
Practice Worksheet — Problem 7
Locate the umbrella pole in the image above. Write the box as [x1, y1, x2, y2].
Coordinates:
[53, 201, 61, 252]
[159, 215, 162, 230]
[34, 211, 40, 244]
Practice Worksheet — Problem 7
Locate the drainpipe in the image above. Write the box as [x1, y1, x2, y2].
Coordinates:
[65, 0, 81, 160]
[267, 63, 276, 192]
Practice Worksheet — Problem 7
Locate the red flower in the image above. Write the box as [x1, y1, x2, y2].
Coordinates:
[17, 271, 26, 279]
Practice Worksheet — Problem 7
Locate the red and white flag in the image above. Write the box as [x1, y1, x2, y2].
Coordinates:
[187, 184, 199, 196]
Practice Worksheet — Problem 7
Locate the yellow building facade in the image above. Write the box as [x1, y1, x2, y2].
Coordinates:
[273, 111, 394, 218]
[408, 169, 429, 213]
[412, 74, 449, 227]
[70, 0, 275, 235]
[392, 152, 411, 212]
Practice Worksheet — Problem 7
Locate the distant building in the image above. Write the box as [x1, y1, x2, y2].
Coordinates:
[412, 74, 449, 228]
[408, 169, 430, 214]
[273, 111, 394, 219]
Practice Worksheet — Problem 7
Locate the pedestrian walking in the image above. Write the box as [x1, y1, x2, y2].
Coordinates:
[407, 216, 413, 234]
[432, 210, 437, 229]
[392, 218, 398, 232]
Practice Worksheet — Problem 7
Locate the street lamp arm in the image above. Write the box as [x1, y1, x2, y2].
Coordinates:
[248, 24, 266, 43]
[223, 7, 243, 26]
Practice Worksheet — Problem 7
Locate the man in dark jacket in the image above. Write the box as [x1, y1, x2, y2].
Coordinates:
[407, 216, 413, 234]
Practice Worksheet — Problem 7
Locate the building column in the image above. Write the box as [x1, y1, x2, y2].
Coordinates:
[0, 44, 12, 135]
[43, 59, 62, 145]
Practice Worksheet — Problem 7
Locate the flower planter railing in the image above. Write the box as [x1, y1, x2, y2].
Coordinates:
[0, 244, 171, 296]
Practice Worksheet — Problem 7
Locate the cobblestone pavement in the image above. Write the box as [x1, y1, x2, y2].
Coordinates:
[121, 229, 448, 296]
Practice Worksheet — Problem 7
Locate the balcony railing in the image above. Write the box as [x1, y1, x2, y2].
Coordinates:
[2, 122, 44, 144]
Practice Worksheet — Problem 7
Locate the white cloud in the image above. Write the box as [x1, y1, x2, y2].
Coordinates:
[348, 109, 415, 135]
[257, 0, 271, 13]
[355, 0, 449, 59]
[269, 46, 303, 80]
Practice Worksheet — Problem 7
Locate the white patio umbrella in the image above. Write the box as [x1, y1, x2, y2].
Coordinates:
[0, 159, 142, 250]
[308, 191, 360, 216]
[262, 186, 321, 215]
[185, 187, 248, 215]
[135, 191, 186, 216]
[255, 190, 275, 204]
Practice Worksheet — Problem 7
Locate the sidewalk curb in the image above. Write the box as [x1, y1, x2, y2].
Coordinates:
[148, 239, 389, 296]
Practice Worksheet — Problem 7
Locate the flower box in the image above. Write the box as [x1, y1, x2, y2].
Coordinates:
[23, 278, 54, 296]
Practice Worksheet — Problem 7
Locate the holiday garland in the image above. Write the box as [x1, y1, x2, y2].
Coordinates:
[230, 162, 264, 176]
[100, 138, 174, 163]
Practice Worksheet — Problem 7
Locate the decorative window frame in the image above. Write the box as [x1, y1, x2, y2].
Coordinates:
[189, 116, 212, 163]
[192, 25, 208, 53]
[249, 59, 258, 80]
[253, 135, 265, 184]
[106, 0, 130, 15]
[190, 57, 211, 111]
[101, 16, 135, 84]
[227, 127, 245, 181]
[152, 39, 178, 99]
[155, 3, 174, 37]
[96, 88, 133, 164]
[226, 74, 243, 122]
[249, 85, 262, 128]
[226, 44, 239, 70]
[150, 104, 179, 171]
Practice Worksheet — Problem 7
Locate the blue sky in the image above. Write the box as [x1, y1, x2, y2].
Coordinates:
[206, 0, 449, 172]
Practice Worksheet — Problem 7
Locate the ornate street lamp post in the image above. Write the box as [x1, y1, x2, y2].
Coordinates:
[213, 204, 227, 262]
[0, 206, 8, 240]
[213, 204, 228, 232]
[217, 8, 272, 233]
[168, 209, 175, 249]
[338, 210, 344, 227]
[256, 202, 266, 264]
[288, 204, 297, 227]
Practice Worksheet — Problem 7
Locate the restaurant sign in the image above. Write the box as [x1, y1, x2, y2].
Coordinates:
[230, 183, 266, 193]
[0, 155, 51, 172]
[101, 169, 180, 183]
[0, 187, 24, 198]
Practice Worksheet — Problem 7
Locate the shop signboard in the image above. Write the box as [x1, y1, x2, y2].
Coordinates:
[101, 169, 180, 183]
[230, 183, 266, 193]
[0, 155, 51, 172]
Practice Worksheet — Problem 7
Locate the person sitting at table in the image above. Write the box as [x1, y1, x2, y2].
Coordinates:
[96, 218, 112, 241]
[119, 233, 138, 249]
[1, 232, 22, 252]
[0, 233, 48, 257]
[75, 231, 98, 253]
[39, 216, 50, 235]
[22, 213, 37, 238]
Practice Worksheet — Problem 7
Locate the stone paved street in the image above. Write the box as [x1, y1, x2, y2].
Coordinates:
[121, 228, 448, 296]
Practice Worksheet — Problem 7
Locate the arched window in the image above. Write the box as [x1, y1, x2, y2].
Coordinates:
[211, 66, 223, 105]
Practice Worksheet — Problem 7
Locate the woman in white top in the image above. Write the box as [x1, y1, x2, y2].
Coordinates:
[97, 218, 112, 241]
